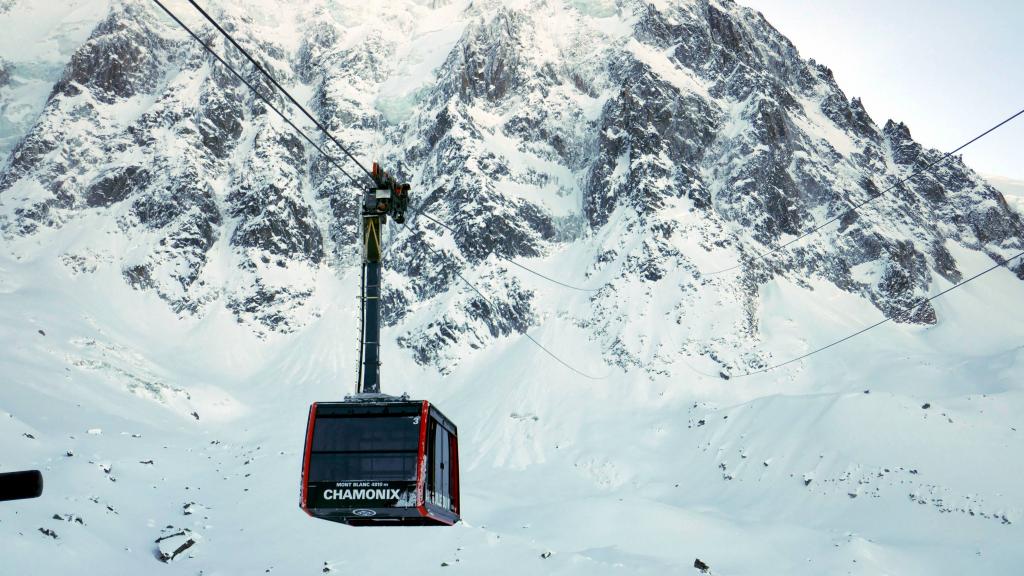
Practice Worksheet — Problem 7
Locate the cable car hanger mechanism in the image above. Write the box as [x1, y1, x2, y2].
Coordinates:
[357, 163, 409, 396]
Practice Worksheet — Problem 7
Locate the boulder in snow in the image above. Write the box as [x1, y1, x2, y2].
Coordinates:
[155, 527, 201, 562]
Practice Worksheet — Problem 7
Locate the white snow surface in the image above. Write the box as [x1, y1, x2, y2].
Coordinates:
[1, 1, 1024, 575]
[3, 207, 1024, 575]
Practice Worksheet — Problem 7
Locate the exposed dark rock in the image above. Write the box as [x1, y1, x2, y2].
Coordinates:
[132, 179, 219, 231]
[585, 63, 721, 227]
[52, 5, 167, 104]
[0, 58, 10, 87]
[229, 183, 324, 263]
[155, 528, 198, 563]
[85, 166, 151, 207]
[448, 10, 536, 103]
[198, 88, 245, 158]
[296, 22, 339, 84]
[228, 126, 323, 264]
[226, 280, 313, 333]
[123, 264, 155, 290]
[930, 241, 961, 283]
[884, 120, 920, 165]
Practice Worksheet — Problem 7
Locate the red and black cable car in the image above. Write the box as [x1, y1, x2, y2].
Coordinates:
[300, 398, 459, 526]
[299, 165, 460, 527]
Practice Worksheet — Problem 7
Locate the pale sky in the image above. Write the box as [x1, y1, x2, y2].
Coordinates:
[738, 0, 1024, 180]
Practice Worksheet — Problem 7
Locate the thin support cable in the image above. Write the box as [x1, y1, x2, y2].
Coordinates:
[186, 0, 375, 183]
[707, 107, 1024, 276]
[413, 209, 600, 293]
[404, 222, 607, 380]
[725, 251, 1024, 378]
[157, 0, 604, 297]
[149, 0, 365, 190]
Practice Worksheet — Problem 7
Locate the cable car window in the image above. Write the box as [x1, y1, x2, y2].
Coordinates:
[312, 416, 419, 452]
[439, 426, 449, 510]
[426, 420, 436, 502]
[308, 415, 420, 482]
[427, 421, 452, 508]
[434, 424, 444, 506]
[308, 452, 416, 481]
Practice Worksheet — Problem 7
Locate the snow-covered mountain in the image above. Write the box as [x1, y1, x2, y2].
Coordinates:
[2, 1, 1023, 574]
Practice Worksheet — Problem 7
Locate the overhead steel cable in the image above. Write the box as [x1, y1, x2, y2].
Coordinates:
[181, 0, 601, 296]
[403, 222, 608, 380]
[707, 107, 1024, 276]
[724, 251, 1024, 379]
[153, 0, 604, 383]
[148, 0, 365, 190]
[185, 0, 375, 183]
[413, 210, 601, 293]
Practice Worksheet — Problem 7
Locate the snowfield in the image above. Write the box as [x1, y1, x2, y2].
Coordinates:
[3, 218, 1024, 575]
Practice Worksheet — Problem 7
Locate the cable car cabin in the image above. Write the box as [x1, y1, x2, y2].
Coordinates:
[300, 399, 460, 526]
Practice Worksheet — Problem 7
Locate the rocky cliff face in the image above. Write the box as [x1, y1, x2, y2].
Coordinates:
[1, 0, 1021, 372]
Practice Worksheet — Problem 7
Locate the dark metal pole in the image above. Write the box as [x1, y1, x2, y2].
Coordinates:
[358, 213, 383, 394]
[355, 163, 407, 396]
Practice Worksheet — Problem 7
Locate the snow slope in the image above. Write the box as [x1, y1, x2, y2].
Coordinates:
[4, 202, 1024, 575]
